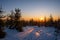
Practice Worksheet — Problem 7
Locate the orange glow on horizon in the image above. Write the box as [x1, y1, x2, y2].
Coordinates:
[21, 16, 59, 21]
[1, 16, 59, 21]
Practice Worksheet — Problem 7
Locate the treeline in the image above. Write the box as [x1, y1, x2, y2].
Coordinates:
[0, 8, 60, 30]
[5, 8, 60, 30]
[0, 8, 60, 38]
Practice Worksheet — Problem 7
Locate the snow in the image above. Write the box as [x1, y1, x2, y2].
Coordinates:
[1, 28, 19, 40]
[0, 26, 60, 40]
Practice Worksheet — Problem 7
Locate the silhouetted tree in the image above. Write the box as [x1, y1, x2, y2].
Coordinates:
[9, 10, 15, 29]
[47, 14, 54, 26]
[20, 20, 27, 27]
[37, 21, 40, 27]
[54, 20, 58, 28]
[53, 18, 60, 40]
[44, 16, 47, 27]
[14, 8, 23, 32]
[6, 15, 10, 27]
[29, 19, 34, 26]
[0, 5, 6, 38]
[55, 18, 60, 30]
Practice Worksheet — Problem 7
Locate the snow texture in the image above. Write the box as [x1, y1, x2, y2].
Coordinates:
[0, 26, 60, 40]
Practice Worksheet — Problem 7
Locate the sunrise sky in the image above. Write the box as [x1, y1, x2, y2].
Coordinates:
[0, 0, 60, 21]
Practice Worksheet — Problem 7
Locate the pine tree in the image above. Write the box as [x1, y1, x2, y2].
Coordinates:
[29, 19, 34, 26]
[9, 10, 15, 29]
[57, 17, 60, 30]
[14, 8, 23, 32]
[44, 16, 47, 27]
[47, 14, 54, 26]
[0, 5, 6, 38]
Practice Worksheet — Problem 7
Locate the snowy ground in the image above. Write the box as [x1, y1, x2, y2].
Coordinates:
[0, 26, 60, 40]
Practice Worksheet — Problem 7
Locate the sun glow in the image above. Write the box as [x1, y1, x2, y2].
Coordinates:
[40, 17, 44, 21]
[19, 16, 58, 21]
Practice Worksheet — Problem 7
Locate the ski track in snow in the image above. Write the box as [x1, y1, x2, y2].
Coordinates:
[15, 27, 34, 40]
[0, 26, 60, 40]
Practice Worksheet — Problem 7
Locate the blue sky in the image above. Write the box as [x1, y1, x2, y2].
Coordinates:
[0, 0, 60, 20]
